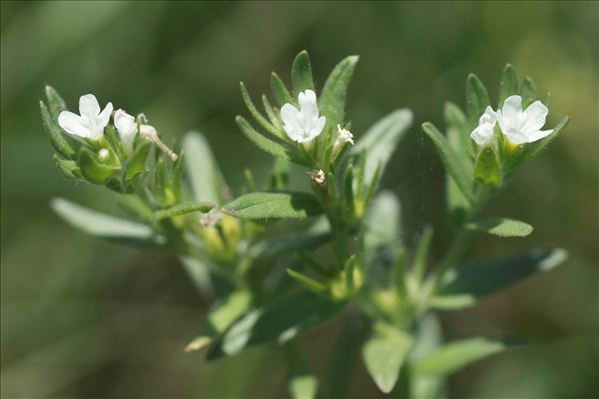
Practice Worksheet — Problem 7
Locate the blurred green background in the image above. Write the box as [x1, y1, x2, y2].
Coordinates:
[1, 1, 597, 398]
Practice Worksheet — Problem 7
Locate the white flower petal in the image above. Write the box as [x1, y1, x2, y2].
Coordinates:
[114, 109, 137, 153]
[525, 129, 553, 143]
[501, 95, 523, 120]
[503, 129, 529, 145]
[79, 94, 101, 120]
[308, 116, 326, 141]
[470, 123, 495, 146]
[58, 111, 92, 138]
[522, 101, 549, 134]
[98, 102, 113, 129]
[479, 106, 497, 126]
[298, 90, 319, 121]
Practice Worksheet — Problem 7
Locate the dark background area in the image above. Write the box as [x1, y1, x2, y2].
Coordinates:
[1, 1, 597, 398]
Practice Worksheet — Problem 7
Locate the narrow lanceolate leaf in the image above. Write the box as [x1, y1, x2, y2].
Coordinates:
[352, 109, 413, 187]
[474, 146, 501, 187]
[182, 132, 225, 205]
[289, 373, 318, 399]
[291, 50, 315, 95]
[287, 269, 329, 296]
[498, 64, 519, 105]
[413, 337, 526, 376]
[236, 116, 292, 161]
[51, 198, 167, 248]
[206, 290, 346, 360]
[154, 202, 215, 221]
[44, 85, 67, 120]
[466, 74, 490, 127]
[240, 82, 283, 138]
[319, 55, 359, 127]
[123, 143, 151, 183]
[422, 122, 474, 201]
[271, 72, 294, 106]
[185, 291, 252, 352]
[503, 116, 569, 178]
[40, 101, 76, 159]
[362, 323, 412, 393]
[520, 76, 539, 107]
[444, 102, 470, 156]
[262, 94, 282, 129]
[465, 217, 533, 237]
[222, 191, 323, 220]
[410, 314, 446, 399]
[431, 249, 567, 309]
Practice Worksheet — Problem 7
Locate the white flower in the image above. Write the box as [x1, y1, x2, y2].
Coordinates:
[470, 106, 497, 146]
[497, 95, 553, 145]
[335, 124, 355, 149]
[58, 94, 113, 140]
[114, 109, 137, 154]
[280, 90, 326, 144]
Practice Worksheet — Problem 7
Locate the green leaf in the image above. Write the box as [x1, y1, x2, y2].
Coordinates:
[503, 116, 569, 178]
[421, 122, 474, 202]
[44, 85, 67, 120]
[222, 191, 323, 220]
[289, 373, 318, 399]
[286, 269, 329, 296]
[465, 217, 533, 237]
[40, 101, 76, 159]
[78, 147, 119, 184]
[291, 50, 315, 95]
[466, 74, 490, 127]
[154, 202, 215, 221]
[474, 146, 501, 187]
[444, 102, 470, 156]
[55, 157, 81, 180]
[432, 249, 567, 309]
[352, 109, 412, 187]
[240, 82, 283, 139]
[521, 76, 539, 107]
[123, 142, 151, 183]
[319, 55, 359, 128]
[51, 198, 167, 248]
[236, 116, 294, 161]
[413, 337, 526, 376]
[498, 64, 519, 105]
[185, 291, 252, 352]
[206, 290, 345, 359]
[271, 72, 294, 106]
[182, 132, 225, 205]
[250, 231, 331, 259]
[412, 225, 433, 282]
[410, 314, 446, 399]
[362, 323, 412, 393]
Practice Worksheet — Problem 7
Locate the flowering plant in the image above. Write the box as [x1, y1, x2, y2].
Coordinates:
[40, 52, 568, 398]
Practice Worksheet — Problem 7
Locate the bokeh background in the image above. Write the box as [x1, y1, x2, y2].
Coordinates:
[1, 1, 597, 398]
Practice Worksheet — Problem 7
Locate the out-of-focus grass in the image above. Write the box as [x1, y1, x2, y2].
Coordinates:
[1, 1, 597, 397]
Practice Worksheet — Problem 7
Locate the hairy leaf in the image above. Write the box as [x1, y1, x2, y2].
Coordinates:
[413, 337, 526, 376]
[319, 55, 359, 127]
[432, 249, 567, 309]
[363, 323, 412, 393]
[466, 74, 490, 127]
[291, 50, 315, 95]
[352, 109, 412, 187]
[223, 191, 323, 220]
[498, 64, 519, 105]
[182, 132, 225, 205]
[154, 202, 215, 221]
[422, 122, 474, 201]
[465, 217, 533, 237]
[206, 290, 345, 359]
[51, 198, 166, 248]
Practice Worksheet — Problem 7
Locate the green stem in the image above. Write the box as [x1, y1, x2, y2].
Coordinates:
[432, 185, 490, 292]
